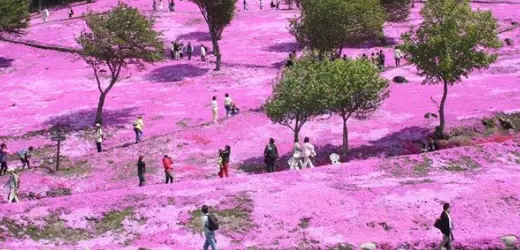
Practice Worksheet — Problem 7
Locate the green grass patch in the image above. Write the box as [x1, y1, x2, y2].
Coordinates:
[412, 157, 432, 176]
[92, 207, 135, 234]
[299, 217, 312, 229]
[399, 178, 434, 185]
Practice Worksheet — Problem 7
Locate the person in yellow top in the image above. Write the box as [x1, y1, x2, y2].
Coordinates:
[133, 116, 144, 143]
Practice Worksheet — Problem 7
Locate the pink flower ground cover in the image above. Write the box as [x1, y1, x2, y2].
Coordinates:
[0, 0, 520, 248]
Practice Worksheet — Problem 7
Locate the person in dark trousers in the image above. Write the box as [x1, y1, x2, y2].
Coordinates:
[95, 123, 103, 153]
[187, 42, 193, 60]
[426, 137, 439, 152]
[17, 146, 34, 169]
[68, 7, 74, 18]
[218, 145, 231, 178]
[0, 143, 8, 176]
[137, 155, 146, 187]
[263, 138, 279, 173]
[169, 0, 175, 12]
[437, 203, 454, 250]
[270, 0, 275, 9]
[163, 154, 174, 184]
[200, 205, 218, 250]
[378, 50, 386, 70]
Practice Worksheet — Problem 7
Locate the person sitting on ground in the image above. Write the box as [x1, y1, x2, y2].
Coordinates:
[230, 102, 240, 115]
[17, 146, 34, 169]
[425, 137, 439, 152]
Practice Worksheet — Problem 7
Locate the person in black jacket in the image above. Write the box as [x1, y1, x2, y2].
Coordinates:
[218, 145, 231, 178]
[437, 203, 454, 250]
[137, 155, 146, 187]
[264, 138, 279, 173]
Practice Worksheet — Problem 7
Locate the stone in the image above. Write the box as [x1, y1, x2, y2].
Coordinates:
[359, 242, 377, 250]
[424, 112, 438, 119]
[393, 76, 408, 83]
[338, 243, 353, 250]
[501, 235, 517, 248]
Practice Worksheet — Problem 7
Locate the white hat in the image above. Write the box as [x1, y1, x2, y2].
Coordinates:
[95, 123, 101, 127]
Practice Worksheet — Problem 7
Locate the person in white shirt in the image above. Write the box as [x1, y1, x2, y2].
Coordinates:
[394, 46, 403, 67]
[43, 8, 50, 22]
[292, 138, 303, 170]
[302, 137, 316, 168]
[201, 45, 207, 61]
[4, 170, 20, 203]
[95, 123, 103, 153]
[211, 96, 218, 123]
[224, 94, 232, 117]
[200, 205, 218, 250]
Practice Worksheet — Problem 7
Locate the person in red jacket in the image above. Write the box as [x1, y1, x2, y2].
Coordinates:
[163, 155, 174, 184]
[218, 145, 230, 178]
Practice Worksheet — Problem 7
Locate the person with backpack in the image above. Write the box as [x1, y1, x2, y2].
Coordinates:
[163, 155, 174, 184]
[378, 49, 386, 71]
[302, 137, 316, 169]
[0, 143, 8, 176]
[17, 146, 34, 170]
[133, 116, 144, 143]
[4, 169, 20, 203]
[201, 205, 219, 250]
[263, 138, 278, 173]
[434, 203, 454, 250]
[137, 155, 146, 187]
[218, 145, 231, 178]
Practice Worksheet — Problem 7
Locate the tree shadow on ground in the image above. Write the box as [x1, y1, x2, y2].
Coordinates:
[0, 57, 14, 68]
[239, 126, 431, 174]
[145, 64, 209, 83]
[264, 41, 299, 53]
[43, 107, 138, 131]
[176, 31, 212, 42]
[344, 36, 400, 49]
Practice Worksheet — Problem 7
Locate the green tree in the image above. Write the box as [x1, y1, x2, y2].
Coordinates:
[76, 3, 163, 124]
[380, 0, 411, 22]
[324, 59, 389, 155]
[401, 0, 501, 138]
[190, 0, 236, 71]
[0, 0, 30, 35]
[291, 0, 386, 57]
[265, 55, 328, 142]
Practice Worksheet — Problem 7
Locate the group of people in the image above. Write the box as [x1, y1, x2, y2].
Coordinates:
[1, 144, 34, 203]
[358, 47, 404, 70]
[134, 154, 175, 186]
[211, 94, 240, 124]
[153, 0, 176, 12]
[170, 41, 195, 60]
[243, 0, 282, 11]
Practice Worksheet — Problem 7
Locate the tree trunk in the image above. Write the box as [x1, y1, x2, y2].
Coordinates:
[293, 129, 300, 143]
[39, 0, 42, 12]
[210, 31, 221, 71]
[342, 116, 349, 156]
[95, 92, 107, 124]
[436, 80, 449, 138]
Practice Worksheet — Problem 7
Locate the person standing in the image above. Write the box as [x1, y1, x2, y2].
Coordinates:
[95, 123, 103, 153]
[211, 96, 218, 124]
[378, 50, 386, 70]
[0, 143, 8, 176]
[263, 138, 279, 173]
[394, 46, 403, 67]
[4, 170, 20, 203]
[302, 137, 316, 169]
[243, 0, 248, 11]
[436, 203, 454, 250]
[187, 42, 193, 60]
[43, 8, 49, 22]
[159, 0, 164, 12]
[17, 146, 34, 170]
[218, 145, 231, 178]
[201, 45, 207, 62]
[292, 139, 303, 170]
[169, 0, 175, 12]
[259, 0, 263, 10]
[270, 0, 275, 9]
[224, 94, 232, 117]
[133, 116, 144, 143]
[200, 205, 219, 250]
[152, 0, 157, 12]
[68, 7, 74, 18]
[163, 155, 174, 184]
[137, 155, 146, 187]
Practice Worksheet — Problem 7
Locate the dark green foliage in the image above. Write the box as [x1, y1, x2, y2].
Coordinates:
[0, 0, 30, 34]
[380, 0, 411, 22]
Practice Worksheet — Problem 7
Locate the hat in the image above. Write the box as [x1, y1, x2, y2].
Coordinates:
[95, 123, 101, 127]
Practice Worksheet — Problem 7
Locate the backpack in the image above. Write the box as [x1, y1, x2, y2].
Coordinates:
[434, 218, 441, 229]
[206, 214, 220, 231]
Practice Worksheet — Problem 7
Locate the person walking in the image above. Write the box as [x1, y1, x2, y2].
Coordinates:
[243, 0, 248, 11]
[4, 169, 20, 203]
[137, 155, 146, 187]
[218, 145, 231, 178]
[435, 203, 454, 250]
[152, 0, 157, 12]
[169, 0, 175, 12]
[292, 139, 303, 170]
[200, 205, 219, 250]
[95, 123, 103, 153]
[263, 138, 279, 173]
[133, 116, 144, 143]
[17, 147, 34, 170]
[201, 45, 207, 61]
[224, 94, 232, 117]
[0, 143, 8, 176]
[187, 42, 193, 60]
[68, 7, 74, 18]
[42, 8, 49, 22]
[163, 155, 174, 184]
[378, 50, 386, 70]
[394, 46, 403, 67]
[211, 96, 218, 124]
[302, 137, 316, 169]
[270, 0, 275, 9]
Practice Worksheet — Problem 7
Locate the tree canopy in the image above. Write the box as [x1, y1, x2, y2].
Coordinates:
[0, 0, 30, 35]
[77, 2, 163, 124]
[380, 0, 411, 22]
[190, 0, 236, 70]
[290, 0, 386, 56]
[401, 0, 501, 137]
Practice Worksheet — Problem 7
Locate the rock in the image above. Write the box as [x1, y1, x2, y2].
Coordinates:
[393, 76, 407, 83]
[512, 21, 519, 26]
[501, 235, 517, 249]
[498, 116, 515, 130]
[338, 243, 353, 250]
[359, 242, 377, 250]
[505, 38, 514, 46]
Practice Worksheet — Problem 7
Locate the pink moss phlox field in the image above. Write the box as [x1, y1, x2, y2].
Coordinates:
[1, 0, 520, 248]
